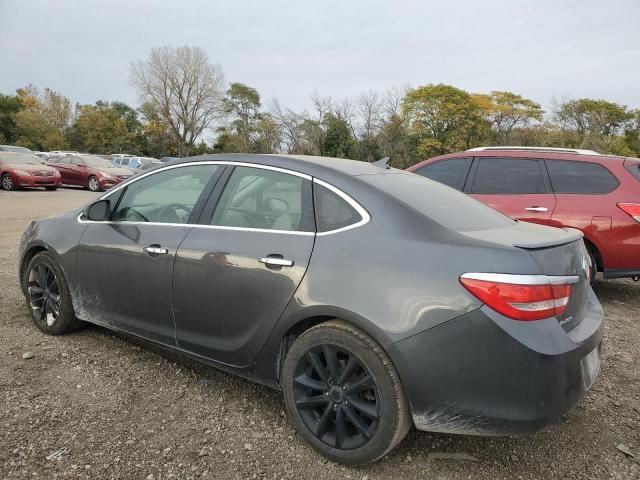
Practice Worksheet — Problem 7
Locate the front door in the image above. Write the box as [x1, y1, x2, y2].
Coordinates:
[76, 163, 222, 345]
[173, 165, 316, 366]
[468, 157, 556, 224]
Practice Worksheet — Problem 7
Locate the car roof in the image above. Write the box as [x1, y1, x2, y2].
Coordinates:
[413, 149, 630, 169]
[179, 153, 392, 178]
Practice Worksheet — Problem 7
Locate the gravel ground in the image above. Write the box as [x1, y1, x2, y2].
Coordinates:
[1, 188, 639, 480]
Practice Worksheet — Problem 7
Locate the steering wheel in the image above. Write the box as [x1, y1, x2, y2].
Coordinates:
[119, 207, 149, 222]
[159, 203, 190, 223]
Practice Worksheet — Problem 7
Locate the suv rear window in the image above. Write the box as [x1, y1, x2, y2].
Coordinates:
[414, 158, 472, 190]
[363, 173, 515, 232]
[471, 158, 546, 194]
[546, 160, 619, 194]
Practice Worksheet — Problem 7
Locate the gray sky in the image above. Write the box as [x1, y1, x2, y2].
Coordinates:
[1, 0, 639, 114]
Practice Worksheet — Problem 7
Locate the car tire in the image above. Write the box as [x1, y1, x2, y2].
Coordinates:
[587, 248, 598, 285]
[2, 173, 16, 191]
[23, 251, 83, 335]
[87, 176, 100, 192]
[45, 186, 58, 191]
[281, 320, 411, 465]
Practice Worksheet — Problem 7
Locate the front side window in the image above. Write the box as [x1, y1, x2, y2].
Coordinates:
[414, 158, 472, 190]
[112, 165, 219, 224]
[314, 183, 363, 232]
[546, 160, 619, 194]
[471, 157, 546, 194]
[211, 166, 313, 232]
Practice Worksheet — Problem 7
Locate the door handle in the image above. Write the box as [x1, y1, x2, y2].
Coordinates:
[143, 246, 169, 255]
[525, 206, 548, 212]
[259, 257, 294, 267]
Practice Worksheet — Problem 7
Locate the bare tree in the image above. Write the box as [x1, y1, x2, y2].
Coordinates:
[383, 83, 411, 119]
[356, 90, 382, 138]
[130, 46, 225, 155]
[269, 98, 305, 153]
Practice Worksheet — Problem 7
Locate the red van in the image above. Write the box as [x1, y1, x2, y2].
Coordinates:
[408, 147, 640, 280]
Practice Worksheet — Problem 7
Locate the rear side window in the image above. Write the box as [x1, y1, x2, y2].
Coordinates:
[314, 183, 363, 232]
[625, 162, 640, 182]
[471, 158, 546, 194]
[363, 173, 515, 232]
[547, 160, 619, 194]
[414, 158, 472, 190]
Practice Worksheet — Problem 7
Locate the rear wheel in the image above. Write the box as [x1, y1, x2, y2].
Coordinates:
[87, 176, 100, 192]
[23, 252, 83, 335]
[281, 320, 411, 465]
[2, 173, 15, 191]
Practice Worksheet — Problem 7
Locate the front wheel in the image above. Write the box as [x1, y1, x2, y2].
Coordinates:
[23, 252, 83, 335]
[281, 320, 411, 465]
[87, 176, 101, 192]
[2, 173, 16, 191]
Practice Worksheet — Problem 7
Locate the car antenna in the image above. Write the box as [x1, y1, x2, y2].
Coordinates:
[372, 157, 391, 169]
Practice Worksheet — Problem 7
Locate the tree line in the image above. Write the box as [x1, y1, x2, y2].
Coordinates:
[1, 45, 639, 167]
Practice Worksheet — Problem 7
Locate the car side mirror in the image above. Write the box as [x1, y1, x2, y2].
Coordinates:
[86, 199, 111, 221]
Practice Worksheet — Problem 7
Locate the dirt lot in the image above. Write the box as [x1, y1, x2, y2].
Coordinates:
[1, 189, 639, 480]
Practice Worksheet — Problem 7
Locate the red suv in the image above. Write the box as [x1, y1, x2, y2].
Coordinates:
[408, 147, 640, 280]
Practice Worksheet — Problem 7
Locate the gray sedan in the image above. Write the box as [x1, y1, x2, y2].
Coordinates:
[18, 154, 603, 465]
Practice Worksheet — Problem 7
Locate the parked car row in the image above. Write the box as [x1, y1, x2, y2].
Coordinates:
[0, 145, 183, 192]
[19, 153, 604, 465]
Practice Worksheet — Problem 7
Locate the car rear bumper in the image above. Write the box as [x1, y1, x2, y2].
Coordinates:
[387, 288, 604, 435]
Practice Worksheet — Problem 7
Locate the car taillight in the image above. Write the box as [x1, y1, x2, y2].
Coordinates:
[459, 273, 576, 321]
[617, 203, 640, 223]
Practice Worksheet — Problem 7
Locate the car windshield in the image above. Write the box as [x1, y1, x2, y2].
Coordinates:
[81, 156, 115, 168]
[0, 152, 42, 165]
[362, 172, 516, 232]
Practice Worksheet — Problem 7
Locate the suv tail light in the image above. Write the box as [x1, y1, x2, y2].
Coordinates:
[460, 273, 578, 321]
[617, 203, 640, 223]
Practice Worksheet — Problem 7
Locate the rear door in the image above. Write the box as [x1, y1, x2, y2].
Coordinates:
[51, 157, 75, 184]
[467, 156, 556, 224]
[173, 164, 316, 367]
[413, 157, 472, 191]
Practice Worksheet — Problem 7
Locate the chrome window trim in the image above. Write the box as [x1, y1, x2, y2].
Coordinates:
[78, 159, 369, 237]
[460, 272, 580, 285]
[313, 178, 371, 236]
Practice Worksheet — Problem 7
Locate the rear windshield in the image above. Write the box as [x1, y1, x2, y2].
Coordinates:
[363, 172, 515, 232]
[0, 152, 42, 165]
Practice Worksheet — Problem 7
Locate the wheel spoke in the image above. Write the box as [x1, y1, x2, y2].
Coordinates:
[348, 397, 379, 419]
[314, 403, 333, 438]
[338, 355, 358, 384]
[39, 298, 48, 320]
[29, 285, 44, 295]
[295, 394, 330, 408]
[35, 265, 47, 288]
[47, 298, 59, 317]
[322, 345, 340, 380]
[344, 406, 371, 439]
[334, 408, 347, 449]
[346, 375, 374, 394]
[307, 351, 329, 382]
[294, 373, 326, 392]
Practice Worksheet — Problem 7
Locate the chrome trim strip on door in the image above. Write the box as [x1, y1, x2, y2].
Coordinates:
[460, 272, 580, 285]
[78, 159, 370, 237]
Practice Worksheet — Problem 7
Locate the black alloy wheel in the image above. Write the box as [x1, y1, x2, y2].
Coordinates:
[27, 262, 61, 328]
[292, 344, 380, 450]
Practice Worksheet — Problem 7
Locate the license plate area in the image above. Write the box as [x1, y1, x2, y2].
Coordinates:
[581, 345, 601, 391]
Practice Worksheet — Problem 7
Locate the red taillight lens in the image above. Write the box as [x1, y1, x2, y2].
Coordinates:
[617, 203, 640, 223]
[460, 276, 573, 321]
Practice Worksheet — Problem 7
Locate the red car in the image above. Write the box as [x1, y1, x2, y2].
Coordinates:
[0, 152, 61, 191]
[48, 154, 133, 192]
[408, 146, 640, 280]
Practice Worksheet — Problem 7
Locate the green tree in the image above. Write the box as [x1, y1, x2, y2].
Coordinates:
[138, 102, 180, 157]
[0, 93, 23, 144]
[71, 101, 144, 154]
[403, 84, 485, 157]
[554, 98, 632, 152]
[14, 86, 74, 150]
[321, 113, 355, 158]
[474, 91, 544, 144]
[223, 82, 261, 152]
